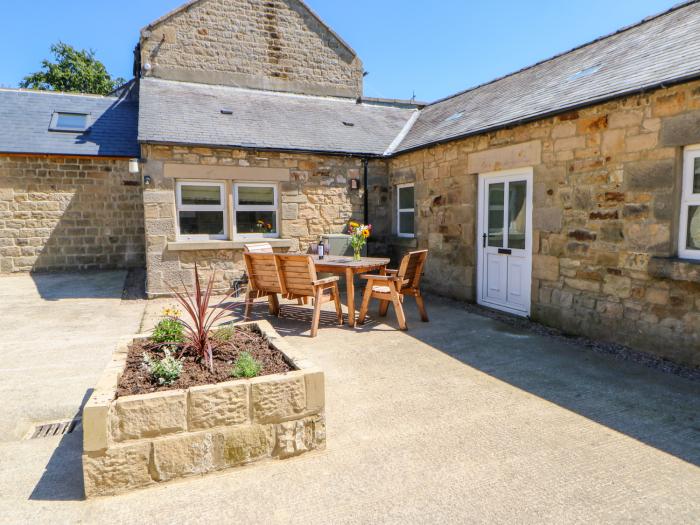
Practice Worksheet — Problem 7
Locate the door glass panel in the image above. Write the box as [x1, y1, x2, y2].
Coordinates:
[181, 185, 221, 206]
[694, 158, 700, 193]
[687, 205, 700, 249]
[487, 183, 504, 247]
[507, 181, 527, 250]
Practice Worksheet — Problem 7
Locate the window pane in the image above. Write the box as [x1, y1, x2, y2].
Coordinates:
[687, 205, 700, 250]
[56, 113, 87, 130]
[181, 185, 222, 206]
[179, 211, 224, 236]
[399, 186, 415, 209]
[487, 182, 504, 247]
[399, 211, 415, 235]
[238, 186, 275, 206]
[508, 181, 527, 250]
[236, 211, 277, 234]
[694, 158, 700, 194]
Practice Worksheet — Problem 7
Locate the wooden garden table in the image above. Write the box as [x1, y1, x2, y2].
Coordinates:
[312, 255, 390, 327]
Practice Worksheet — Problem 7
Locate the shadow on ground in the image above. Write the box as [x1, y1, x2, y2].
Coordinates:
[29, 390, 92, 501]
[230, 292, 700, 467]
[26, 268, 145, 301]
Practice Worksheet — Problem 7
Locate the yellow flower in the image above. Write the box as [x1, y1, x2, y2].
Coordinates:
[162, 306, 181, 318]
[362, 229, 370, 238]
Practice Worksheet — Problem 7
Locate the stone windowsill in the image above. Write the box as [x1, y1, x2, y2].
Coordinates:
[167, 238, 296, 252]
[647, 256, 700, 283]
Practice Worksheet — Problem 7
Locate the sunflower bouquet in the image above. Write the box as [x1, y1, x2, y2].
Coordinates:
[348, 220, 372, 260]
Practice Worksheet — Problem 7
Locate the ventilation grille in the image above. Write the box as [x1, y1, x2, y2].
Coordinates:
[28, 419, 80, 440]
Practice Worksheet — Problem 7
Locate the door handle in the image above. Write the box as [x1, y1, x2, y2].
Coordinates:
[498, 248, 512, 255]
[482, 233, 487, 247]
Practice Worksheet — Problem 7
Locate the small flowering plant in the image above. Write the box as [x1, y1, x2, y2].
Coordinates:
[348, 220, 372, 260]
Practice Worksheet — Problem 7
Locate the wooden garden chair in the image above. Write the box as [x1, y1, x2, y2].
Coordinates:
[243, 242, 274, 253]
[276, 254, 343, 337]
[243, 242, 306, 305]
[357, 250, 429, 330]
[242, 251, 284, 320]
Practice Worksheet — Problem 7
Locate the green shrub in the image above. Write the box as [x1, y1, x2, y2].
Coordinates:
[143, 348, 183, 385]
[212, 325, 236, 343]
[151, 318, 185, 344]
[231, 352, 262, 379]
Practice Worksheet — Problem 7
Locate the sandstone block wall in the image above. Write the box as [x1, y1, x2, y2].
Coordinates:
[142, 144, 385, 296]
[83, 321, 325, 497]
[387, 80, 700, 366]
[0, 155, 144, 273]
[140, 0, 363, 98]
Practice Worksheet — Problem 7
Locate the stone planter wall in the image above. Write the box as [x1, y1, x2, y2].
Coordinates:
[82, 321, 325, 498]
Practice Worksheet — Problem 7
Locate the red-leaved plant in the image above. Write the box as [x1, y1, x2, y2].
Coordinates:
[168, 264, 233, 372]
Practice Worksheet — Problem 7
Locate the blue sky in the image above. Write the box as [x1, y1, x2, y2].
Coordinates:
[0, 0, 678, 102]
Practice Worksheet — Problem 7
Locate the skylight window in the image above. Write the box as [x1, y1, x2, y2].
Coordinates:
[445, 111, 464, 122]
[49, 112, 89, 132]
[569, 64, 602, 80]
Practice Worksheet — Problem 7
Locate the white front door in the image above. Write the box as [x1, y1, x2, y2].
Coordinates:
[477, 168, 533, 317]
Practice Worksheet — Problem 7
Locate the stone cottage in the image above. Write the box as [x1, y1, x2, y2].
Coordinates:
[1, 0, 699, 367]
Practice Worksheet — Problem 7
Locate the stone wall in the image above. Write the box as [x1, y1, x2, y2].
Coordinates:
[140, 0, 363, 98]
[142, 144, 385, 296]
[0, 155, 144, 273]
[83, 321, 325, 497]
[386, 80, 700, 367]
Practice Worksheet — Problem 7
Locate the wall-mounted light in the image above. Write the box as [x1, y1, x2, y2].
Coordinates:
[349, 178, 360, 190]
[129, 158, 140, 174]
[143, 175, 152, 186]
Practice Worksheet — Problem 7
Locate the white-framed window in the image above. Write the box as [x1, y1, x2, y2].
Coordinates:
[175, 181, 227, 240]
[397, 183, 415, 238]
[233, 182, 279, 238]
[49, 111, 89, 132]
[680, 145, 700, 260]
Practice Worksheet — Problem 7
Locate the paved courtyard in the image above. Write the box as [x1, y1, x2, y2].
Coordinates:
[0, 272, 699, 524]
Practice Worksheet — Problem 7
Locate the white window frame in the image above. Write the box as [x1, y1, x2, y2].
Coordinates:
[679, 145, 700, 260]
[49, 111, 90, 132]
[397, 183, 416, 238]
[233, 182, 280, 239]
[175, 181, 227, 241]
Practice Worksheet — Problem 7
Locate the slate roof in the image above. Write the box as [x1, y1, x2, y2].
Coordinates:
[4, 2, 700, 159]
[395, 0, 700, 153]
[0, 89, 139, 157]
[138, 78, 416, 156]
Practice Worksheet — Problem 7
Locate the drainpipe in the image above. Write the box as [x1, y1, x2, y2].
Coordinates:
[362, 158, 369, 225]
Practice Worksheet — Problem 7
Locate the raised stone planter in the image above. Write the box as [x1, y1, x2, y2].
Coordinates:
[82, 321, 325, 498]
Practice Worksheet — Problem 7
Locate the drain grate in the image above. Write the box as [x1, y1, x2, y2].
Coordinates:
[29, 419, 80, 439]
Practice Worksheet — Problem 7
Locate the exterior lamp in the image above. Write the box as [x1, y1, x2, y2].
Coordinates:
[129, 158, 140, 174]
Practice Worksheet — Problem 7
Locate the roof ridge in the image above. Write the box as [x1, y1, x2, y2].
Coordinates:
[142, 77, 412, 112]
[384, 110, 421, 156]
[427, 0, 700, 108]
[0, 87, 118, 99]
[141, 0, 358, 58]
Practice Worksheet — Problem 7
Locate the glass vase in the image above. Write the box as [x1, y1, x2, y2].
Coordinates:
[353, 246, 362, 261]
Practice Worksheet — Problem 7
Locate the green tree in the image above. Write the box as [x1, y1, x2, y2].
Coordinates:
[20, 42, 126, 95]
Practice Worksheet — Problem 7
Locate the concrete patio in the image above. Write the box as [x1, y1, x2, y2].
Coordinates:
[0, 271, 699, 523]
